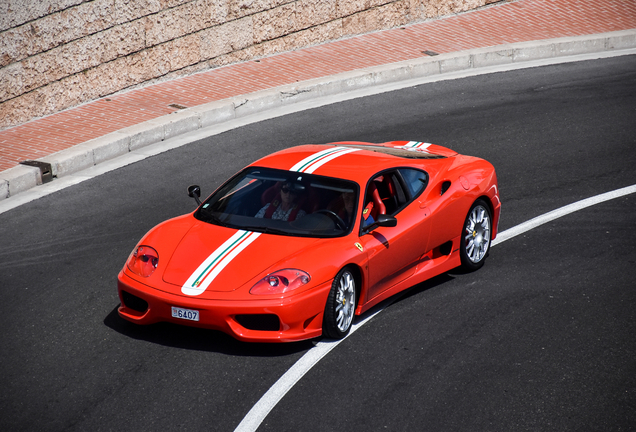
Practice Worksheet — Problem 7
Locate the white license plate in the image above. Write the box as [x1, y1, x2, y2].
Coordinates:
[171, 306, 200, 322]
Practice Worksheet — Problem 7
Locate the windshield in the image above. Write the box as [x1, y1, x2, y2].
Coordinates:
[195, 167, 360, 237]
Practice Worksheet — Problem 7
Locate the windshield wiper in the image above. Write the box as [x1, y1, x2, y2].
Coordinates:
[241, 225, 290, 236]
[198, 211, 228, 226]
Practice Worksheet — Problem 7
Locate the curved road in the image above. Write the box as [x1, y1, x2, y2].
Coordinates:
[1, 55, 635, 431]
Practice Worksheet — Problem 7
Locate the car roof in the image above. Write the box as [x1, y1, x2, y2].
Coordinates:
[249, 141, 458, 183]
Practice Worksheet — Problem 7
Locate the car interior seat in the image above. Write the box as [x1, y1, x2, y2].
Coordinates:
[365, 182, 386, 221]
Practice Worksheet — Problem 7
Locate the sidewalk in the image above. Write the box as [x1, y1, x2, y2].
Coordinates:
[1, 0, 635, 196]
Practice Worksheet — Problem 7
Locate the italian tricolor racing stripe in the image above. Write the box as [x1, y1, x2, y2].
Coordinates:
[399, 141, 432, 151]
[290, 146, 360, 173]
[181, 230, 261, 296]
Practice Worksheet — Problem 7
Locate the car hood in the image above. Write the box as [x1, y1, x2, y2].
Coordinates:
[160, 221, 321, 297]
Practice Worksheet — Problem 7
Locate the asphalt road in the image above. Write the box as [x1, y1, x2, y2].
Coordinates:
[1, 55, 635, 432]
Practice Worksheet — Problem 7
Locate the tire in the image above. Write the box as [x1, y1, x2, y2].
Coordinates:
[460, 199, 492, 271]
[323, 267, 357, 339]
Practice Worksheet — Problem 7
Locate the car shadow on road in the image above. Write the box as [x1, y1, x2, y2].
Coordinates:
[387, 271, 457, 308]
[103, 306, 316, 357]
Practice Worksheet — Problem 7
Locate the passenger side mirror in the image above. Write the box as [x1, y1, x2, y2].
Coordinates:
[362, 214, 397, 234]
[188, 185, 201, 205]
[376, 214, 397, 227]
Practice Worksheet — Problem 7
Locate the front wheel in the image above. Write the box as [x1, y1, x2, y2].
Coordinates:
[323, 267, 357, 339]
[460, 199, 492, 271]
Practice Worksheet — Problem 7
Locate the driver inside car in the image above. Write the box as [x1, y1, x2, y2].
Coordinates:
[255, 181, 307, 221]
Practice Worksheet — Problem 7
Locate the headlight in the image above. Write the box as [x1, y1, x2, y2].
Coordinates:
[250, 269, 311, 295]
[126, 245, 159, 277]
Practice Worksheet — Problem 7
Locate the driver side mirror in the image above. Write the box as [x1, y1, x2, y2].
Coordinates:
[363, 214, 397, 234]
[188, 185, 201, 205]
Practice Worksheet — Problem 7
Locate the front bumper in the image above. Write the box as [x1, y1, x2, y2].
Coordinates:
[117, 270, 332, 343]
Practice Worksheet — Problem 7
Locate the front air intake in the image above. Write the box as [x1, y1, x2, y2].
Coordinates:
[121, 290, 149, 313]
[235, 314, 280, 331]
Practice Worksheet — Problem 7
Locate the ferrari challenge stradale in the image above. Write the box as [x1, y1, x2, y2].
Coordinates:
[117, 141, 500, 342]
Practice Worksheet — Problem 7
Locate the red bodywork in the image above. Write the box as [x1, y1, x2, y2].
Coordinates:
[117, 141, 501, 342]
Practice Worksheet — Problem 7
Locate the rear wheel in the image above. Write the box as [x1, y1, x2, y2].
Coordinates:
[323, 267, 357, 339]
[460, 199, 492, 271]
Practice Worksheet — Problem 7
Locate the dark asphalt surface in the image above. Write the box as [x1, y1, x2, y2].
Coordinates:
[1, 55, 635, 431]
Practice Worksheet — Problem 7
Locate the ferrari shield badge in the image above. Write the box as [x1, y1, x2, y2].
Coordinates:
[355, 242, 364, 252]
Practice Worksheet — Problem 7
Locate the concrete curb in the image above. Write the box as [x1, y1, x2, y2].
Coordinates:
[1, 29, 635, 201]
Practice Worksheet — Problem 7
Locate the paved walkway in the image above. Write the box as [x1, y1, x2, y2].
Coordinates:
[1, 0, 635, 173]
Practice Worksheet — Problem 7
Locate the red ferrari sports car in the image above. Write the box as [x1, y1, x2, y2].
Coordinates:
[117, 141, 500, 342]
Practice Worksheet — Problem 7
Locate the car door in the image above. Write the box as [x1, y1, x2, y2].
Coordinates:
[359, 168, 432, 302]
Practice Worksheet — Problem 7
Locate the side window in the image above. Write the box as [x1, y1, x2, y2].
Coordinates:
[399, 168, 428, 199]
[363, 170, 408, 219]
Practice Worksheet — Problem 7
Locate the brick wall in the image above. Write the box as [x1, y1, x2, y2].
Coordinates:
[0, 0, 500, 130]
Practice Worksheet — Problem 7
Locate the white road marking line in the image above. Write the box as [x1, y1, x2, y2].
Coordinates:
[233, 307, 382, 432]
[234, 183, 636, 432]
[491, 184, 636, 246]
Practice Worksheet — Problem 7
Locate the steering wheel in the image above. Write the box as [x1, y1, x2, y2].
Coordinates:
[315, 210, 347, 230]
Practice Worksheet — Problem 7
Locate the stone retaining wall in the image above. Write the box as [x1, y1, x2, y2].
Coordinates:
[1, 0, 500, 129]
